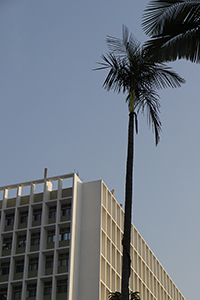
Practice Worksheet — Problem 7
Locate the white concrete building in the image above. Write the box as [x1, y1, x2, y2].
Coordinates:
[0, 172, 186, 300]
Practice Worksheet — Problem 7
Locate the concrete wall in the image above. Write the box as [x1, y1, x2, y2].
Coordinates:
[76, 180, 102, 300]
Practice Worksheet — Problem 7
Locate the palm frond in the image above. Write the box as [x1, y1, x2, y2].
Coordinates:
[142, 0, 200, 36]
[144, 64, 186, 89]
[144, 25, 200, 62]
[135, 89, 162, 145]
[108, 291, 141, 300]
[142, 0, 200, 62]
[130, 291, 141, 300]
[108, 291, 121, 300]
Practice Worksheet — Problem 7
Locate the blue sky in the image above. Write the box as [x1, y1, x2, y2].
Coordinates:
[0, 1, 199, 299]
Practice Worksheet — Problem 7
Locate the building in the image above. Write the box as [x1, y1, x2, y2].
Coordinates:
[0, 172, 186, 300]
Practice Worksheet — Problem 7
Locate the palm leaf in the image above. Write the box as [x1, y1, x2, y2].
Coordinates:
[108, 291, 121, 300]
[142, 0, 200, 62]
[108, 291, 141, 300]
[130, 291, 141, 300]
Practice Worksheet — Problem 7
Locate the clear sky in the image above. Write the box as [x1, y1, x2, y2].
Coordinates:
[0, 1, 199, 299]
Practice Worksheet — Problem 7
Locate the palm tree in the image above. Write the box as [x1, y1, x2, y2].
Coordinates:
[95, 25, 185, 300]
[108, 291, 141, 300]
[142, 0, 200, 63]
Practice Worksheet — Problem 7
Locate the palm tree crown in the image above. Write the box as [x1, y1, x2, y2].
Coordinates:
[142, 0, 200, 63]
[96, 25, 185, 144]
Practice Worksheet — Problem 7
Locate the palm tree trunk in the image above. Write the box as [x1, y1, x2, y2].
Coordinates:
[121, 111, 134, 300]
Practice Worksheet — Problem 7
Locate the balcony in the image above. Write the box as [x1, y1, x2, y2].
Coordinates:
[44, 281, 52, 300]
[4, 213, 14, 231]
[48, 206, 56, 224]
[61, 188, 72, 198]
[34, 192, 43, 203]
[14, 259, 24, 280]
[0, 261, 10, 282]
[16, 235, 26, 254]
[56, 279, 68, 300]
[2, 237, 12, 256]
[28, 258, 38, 278]
[50, 190, 57, 200]
[20, 195, 29, 205]
[32, 209, 42, 227]
[45, 255, 53, 275]
[59, 229, 70, 248]
[18, 211, 28, 229]
[6, 197, 16, 208]
[47, 230, 55, 249]
[26, 283, 37, 300]
[60, 204, 71, 223]
[30, 233, 40, 252]
[58, 253, 69, 274]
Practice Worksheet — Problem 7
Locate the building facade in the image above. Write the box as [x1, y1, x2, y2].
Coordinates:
[0, 173, 186, 300]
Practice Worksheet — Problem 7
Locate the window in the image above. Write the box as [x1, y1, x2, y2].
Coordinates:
[26, 284, 37, 298]
[32, 208, 42, 221]
[49, 206, 57, 219]
[31, 232, 40, 245]
[2, 236, 12, 250]
[16, 260, 24, 273]
[47, 230, 55, 243]
[29, 258, 38, 271]
[14, 291, 22, 299]
[59, 228, 70, 241]
[5, 213, 14, 226]
[0, 288, 7, 300]
[57, 279, 68, 294]
[18, 235, 26, 248]
[0, 261, 10, 275]
[13, 287, 22, 299]
[20, 211, 28, 223]
[58, 253, 69, 267]
[45, 255, 54, 269]
[44, 282, 52, 295]
[60, 204, 71, 217]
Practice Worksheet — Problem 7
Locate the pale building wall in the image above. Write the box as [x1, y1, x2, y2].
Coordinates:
[99, 181, 186, 300]
[76, 180, 102, 300]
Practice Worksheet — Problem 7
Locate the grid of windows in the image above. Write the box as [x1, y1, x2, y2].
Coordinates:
[0, 175, 73, 300]
[100, 183, 186, 300]
[0, 174, 185, 300]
